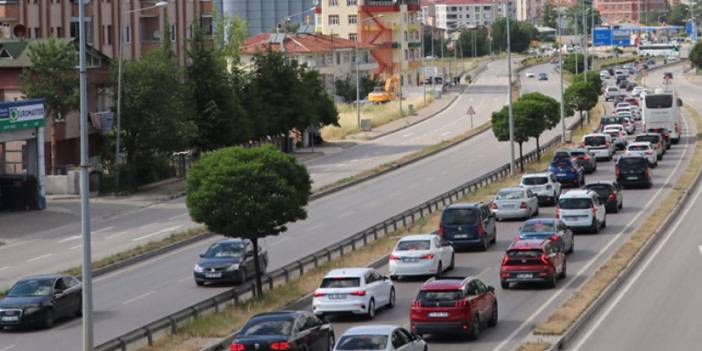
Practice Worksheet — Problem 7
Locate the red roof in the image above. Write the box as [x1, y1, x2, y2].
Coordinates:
[242, 32, 372, 55]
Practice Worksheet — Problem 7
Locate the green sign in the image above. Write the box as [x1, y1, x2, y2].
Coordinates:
[0, 99, 46, 132]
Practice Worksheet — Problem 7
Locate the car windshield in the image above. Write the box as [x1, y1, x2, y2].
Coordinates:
[628, 145, 649, 151]
[7, 279, 53, 297]
[522, 221, 556, 233]
[522, 177, 548, 185]
[636, 136, 659, 143]
[645, 95, 673, 108]
[396, 240, 431, 251]
[240, 318, 293, 336]
[585, 136, 607, 146]
[336, 335, 389, 351]
[203, 242, 245, 259]
[559, 197, 593, 209]
[618, 157, 647, 169]
[417, 290, 463, 302]
[320, 277, 360, 288]
[496, 190, 525, 200]
[441, 209, 478, 225]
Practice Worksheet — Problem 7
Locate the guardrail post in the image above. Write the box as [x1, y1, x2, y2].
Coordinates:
[283, 267, 290, 282]
[146, 327, 153, 346]
[363, 232, 368, 245]
[351, 238, 357, 250]
[402, 215, 407, 227]
[313, 254, 319, 268]
[340, 244, 345, 256]
[168, 316, 177, 334]
[326, 248, 332, 262]
[233, 290, 240, 304]
[119, 339, 127, 351]
[298, 261, 304, 276]
[268, 276, 274, 290]
[373, 229, 379, 240]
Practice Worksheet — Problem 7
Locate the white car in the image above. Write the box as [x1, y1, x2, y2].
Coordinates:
[526, 72, 536, 78]
[557, 190, 607, 233]
[581, 133, 614, 160]
[631, 86, 643, 97]
[626, 142, 657, 167]
[520, 172, 561, 205]
[605, 86, 620, 101]
[313, 268, 395, 319]
[490, 187, 539, 220]
[600, 70, 611, 79]
[334, 325, 426, 351]
[388, 234, 454, 279]
[621, 117, 636, 134]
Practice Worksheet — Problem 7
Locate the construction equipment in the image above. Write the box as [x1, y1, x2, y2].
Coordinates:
[368, 75, 400, 104]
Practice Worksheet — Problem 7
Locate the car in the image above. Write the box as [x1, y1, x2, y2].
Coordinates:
[618, 80, 629, 89]
[334, 325, 426, 351]
[634, 133, 665, 159]
[517, 218, 574, 253]
[646, 127, 671, 149]
[526, 72, 536, 78]
[599, 70, 611, 79]
[603, 128, 627, 150]
[620, 117, 636, 134]
[389, 234, 455, 279]
[547, 159, 584, 187]
[552, 148, 577, 161]
[538, 73, 548, 81]
[625, 81, 637, 91]
[605, 86, 620, 101]
[490, 187, 539, 221]
[626, 142, 658, 167]
[631, 86, 643, 97]
[581, 133, 614, 161]
[410, 276, 497, 338]
[499, 238, 566, 289]
[624, 97, 640, 106]
[570, 148, 597, 173]
[231, 311, 335, 351]
[640, 88, 654, 98]
[520, 172, 562, 206]
[616, 153, 653, 188]
[438, 203, 497, 251]
[0, 274, 82, 329]
[194, 239, 269, 286]
[584, 181, 623, 213]
[557, 189, 607, 233]
[313, 268, 395, 319]
[601, 115, 625, 130]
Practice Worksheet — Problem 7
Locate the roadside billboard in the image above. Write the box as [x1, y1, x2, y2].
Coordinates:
[0, 99, 46, 132]
[593, 26, 633, 46]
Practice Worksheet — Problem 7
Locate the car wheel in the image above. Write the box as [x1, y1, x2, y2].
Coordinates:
[42, 309, 54, 329]
[560, 262, 567, 279]
[480, 237, 489, 251]
[195, 280, 205, 286]
[619, 201, 623, 210]
[501, 280, 509, 289]
[389, 275, 398, 281]
[75, 301, 83, 317]
[548, 273, 558, 288]
[488, 302, 498, 327]
[448, 253, 455, 270]
[367, 299, 376, 319]
[535, 206, 540, 216]
[467, 315, 481, 340]
[602, 216, 607, 228]
[592, 219, 600, 234]
[435, 262, 443, 277]
[239, 268, 248, 284]
[327, 333, 336, 351]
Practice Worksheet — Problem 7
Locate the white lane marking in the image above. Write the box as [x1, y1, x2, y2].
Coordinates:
[401, 132, 414, 138]
[334, 163, 347, 168]
[168, 213, 189, 221]
[121, 290, 156, 305]
[493, 118, 691, 351]
[132, 225, 183, 242]
[440, 131, 453, 137]
[572, 170, 702, 350]
[94, 245, 198, 283]
[0, 266, 9, 272]
[105, 230, 129, 240]
[0, 241, 27, 251]
[69, 245, 82, 250]
[177, 275, 192, 283]
[0, 345, 16, 351]
[58, 235, 82, 243]
[92, 226, 114, 234]
[138, 223, 157, 230]
[26, 254, 53, 263]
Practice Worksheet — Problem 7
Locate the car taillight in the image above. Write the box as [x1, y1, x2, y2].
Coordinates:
[646, 168, 651, 177]
[555, 207, 560, 218]
[389, 255, 401, 261]
[519, 202, 527, 209]
[646, 150, 653, 155]
[583, 154, 590, 160]
[271, 342, 290, 351]
[350, 290, 367, 296]
[411, 299, 421, 307]
[421, 254, 435, 260]
[540, 254, 550, 265]
[550, 235, 560, 242]
[501, 256, 509, 265]
[605, 141, 611, 146]
[675, 123, 680, 133]
[313, 290, 326, 297]
[438, 224, 445, 237]
[454, 299, 468, 307]
[571, 167, 577, 173]
[477, 221, 485, 237]
[608, 193, 617, 201]
[616, 166, 621, 177]
[490, 202, 498, 210]
[231, 343, 246, 351]
[579, 141, 585, 147]
[592, 206, 598, 215]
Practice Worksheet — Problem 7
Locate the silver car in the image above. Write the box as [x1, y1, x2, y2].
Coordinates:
[334, 325, 426, 351]
[490, 187, 539, 221]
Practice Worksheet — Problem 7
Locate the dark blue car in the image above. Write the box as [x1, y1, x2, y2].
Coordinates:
[547, 159, 584, 187]
[439, 203, 497, 251]
[517, 218, 574, 253]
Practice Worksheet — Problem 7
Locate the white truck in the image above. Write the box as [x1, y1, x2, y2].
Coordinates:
[642, 92, 682, 144]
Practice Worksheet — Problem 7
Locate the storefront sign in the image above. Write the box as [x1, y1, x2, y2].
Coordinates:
[0, 99, 46, 131]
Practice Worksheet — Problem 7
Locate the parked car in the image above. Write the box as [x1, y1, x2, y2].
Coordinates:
[194, 239, 268, 286]
[439, 203, 497, 251]
[626, 142, 658, 167]
[634, 133, 665, 159]
[520, 172, 562, 206]
[313, 268, 395, 319]
[584, 181, 624, 213]
[570, 148, 597, 173]
[581, 133, 614, 161]
[538, 72, 548, 81]
[0, 274, 82, 329]
[499, 239, 566, 289]
[335, 325, 426, 351]
[616, 154, 653, 188]
[389, 234, 454, 279]
[517, 218, 574, 253]
[547, 159, 585, 187]
[410, 276, 497, 338]
[231, 311, 334, 351]
[557, 189, 607, 233]
[490, 187, 539, 220]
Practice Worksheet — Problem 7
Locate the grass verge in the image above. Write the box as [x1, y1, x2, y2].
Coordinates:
[529, 105, 702, 336]
[517, 342, 552, 351]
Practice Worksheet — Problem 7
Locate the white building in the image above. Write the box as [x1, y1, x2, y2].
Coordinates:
[515, 0, 545, 23]
[434, 0, 514, 31]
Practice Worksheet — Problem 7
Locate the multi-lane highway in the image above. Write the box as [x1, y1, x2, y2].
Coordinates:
[566, 64, 702, 351]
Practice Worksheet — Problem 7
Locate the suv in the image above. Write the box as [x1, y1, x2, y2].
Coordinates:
[570, 148, 597, 173]
[584, 181, 623, 213]
[499, 239, 566, 289]
[581, 133, 614, 160]
[601, 116, 625, 131]
[634, 133, 665, 159]
[520, 172, 561, 205]
[616, 154, 653, 188]
[547, 159, 584, 187]
[410, 276, 497, 339]
[557, 190, 607, 233]
[439, 203, 497, 251]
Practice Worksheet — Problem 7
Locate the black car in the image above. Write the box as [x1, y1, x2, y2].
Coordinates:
[601, 116, 625, 130]
[194, 239, 269, 286]
[0, 274, 82, 329]
[616, 154, 652, 189]
[231, 311, 335, 351]
[584, 181, 623, 213]
[439, 203, 497, 251]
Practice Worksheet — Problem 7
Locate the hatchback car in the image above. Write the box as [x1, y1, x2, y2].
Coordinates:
[439, 203, 497, 251]
[601, 116, 625, 130]
[584, 181, 623, 213]
[646, 128, 671, 150]
[603, 128, 627, 150]
[499, 239, 566, 289]
[517, 218, 574, 253]
[335, 325, 426, 351]
[626, 142, 657, 167]
[410, 276, 497, 339]
[525, 72, 535, 78]
[547, 159, 584, 187]
[0, 274, 82, 329]
[389, 234, 455, 279]
[570, 148, 597, 173]
[616, 154, 653, 188]
[520, 172, 561, 205]
[490, 187, 539, 221]
[581, 133, 614, 160]
[194, 239, 269, 286]
[557, 189, 607, 233]
[231, 311, 334, 351]
[313, 268, 395, 319]
[635, 133, 665, 159]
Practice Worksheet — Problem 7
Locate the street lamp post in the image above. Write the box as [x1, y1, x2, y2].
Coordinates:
[506, 2, 515, 174]
[558, 2, 566, 142]
[582, 2, 588, 82]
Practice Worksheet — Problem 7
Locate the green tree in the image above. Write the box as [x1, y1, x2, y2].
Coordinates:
[669, 3, 690, 26]
[690, 41, 702, 72]
[492, 106, 532, 171]
[458, 28, 490, 57]
[297, 66, 340, 131]
[572, 71, 602, 93]
[563, 53, 591, 74]
[542, 2, 558, 28]
[186, 146, 311, 296]
[566, 4, 602, 34]
[565, 81, 599, 125]
[334, 75, 381, 103]
[491, 18, 537, 53]
[423, 31, 450, 58]
[518, 92, 562, 158]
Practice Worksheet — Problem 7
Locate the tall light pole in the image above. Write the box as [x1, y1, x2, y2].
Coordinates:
[419, 15, 426, 104]
[582, 1, 588, 81]
[116, 1, 168, 188]
[558, 2, 566, 142]
[506, 1, 515, 174]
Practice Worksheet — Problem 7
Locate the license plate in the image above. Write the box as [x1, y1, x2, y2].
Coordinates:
[453, 234, 469, 239]
[205, 272, 222, 278]
[557, 173, 566, 177]
[428, 312, 449, 317]
[503, 204, 516, 209]
[1, 316, 19, 321]
[402, 257, 419, 263]
[517, 273, 533, 279]
[329, 294, 346, 300]
[627, 176, 638, 180]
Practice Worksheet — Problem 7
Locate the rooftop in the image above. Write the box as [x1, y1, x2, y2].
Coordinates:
[242, 32, 373, 56]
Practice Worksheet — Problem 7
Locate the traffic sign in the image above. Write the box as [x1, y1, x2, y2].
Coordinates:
[467, 106, 476, 129]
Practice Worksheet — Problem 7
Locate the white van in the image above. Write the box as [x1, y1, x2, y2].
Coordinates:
[642, 92, 682, 144]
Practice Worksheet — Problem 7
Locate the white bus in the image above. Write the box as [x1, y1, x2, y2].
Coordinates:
[642, 92, 682, 144]
[637, 43, 680, 57]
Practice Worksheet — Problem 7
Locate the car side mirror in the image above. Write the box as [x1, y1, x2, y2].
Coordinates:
[487, 286, 495, 293]
[54, 289, 63, 297]
[384, 275, 391, 281]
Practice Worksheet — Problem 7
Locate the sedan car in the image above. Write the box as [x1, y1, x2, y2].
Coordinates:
[584, 181, 623, 213]
[490, 187, 539, 220]
[389, 234, 455, 279]
[335, 325, 426, 351]
[0, 274, 82, 329]
[231, 311, 334, 351]
[194, 239, 268, 286]
[313, 268, 395, 319]
[517, 218, 574, 254]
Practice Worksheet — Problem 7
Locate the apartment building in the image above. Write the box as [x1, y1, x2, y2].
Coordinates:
[595, 0, 667, 23]
[434, 0, 506, 31]
[515, 0, 544, 23]
[216, 0, 317, 36]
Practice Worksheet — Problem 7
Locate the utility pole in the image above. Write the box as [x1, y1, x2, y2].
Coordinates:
[582, 0, 588, 81]
[506, 2, 515, 174]
[558, 2, 566, 143]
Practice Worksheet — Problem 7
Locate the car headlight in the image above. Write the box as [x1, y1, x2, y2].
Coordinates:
[225, 264, 240, 272]
[194, 264, 204, 273]
[24, 305, 41, 314]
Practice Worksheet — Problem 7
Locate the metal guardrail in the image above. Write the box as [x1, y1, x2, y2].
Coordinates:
[95, 116, 585, 351]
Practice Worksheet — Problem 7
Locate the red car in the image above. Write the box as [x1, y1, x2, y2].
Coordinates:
[499, 239, 566, 289]
[410, 276, 497, 339]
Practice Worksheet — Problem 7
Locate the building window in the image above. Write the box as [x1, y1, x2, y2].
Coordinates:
[329, 0, 338, 6]
[349, 33, 357, 41]
[57, 27, 63, 37]
[171, 24, 176, 41]
[70, 18, 93, 44]
[328, 15, 339, 25]
[348, 15, 357, 24]
[140, 16, 160, 42]
[124, 25, 131, 43]
[106, 25, 113, 45]
[347, 0, 357, 5]
[201, 15, 213, 35]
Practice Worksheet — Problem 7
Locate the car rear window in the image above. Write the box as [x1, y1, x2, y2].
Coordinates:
[417, 290, 463, 302]
[603, 117, 623, 124]
[636, 135, 659, 143]
[240, 318, 294, 336]
[396, 240, 431, 251]
[618, 157, 647, 168]
[522, 222, 555, 233]
[559, 197, 593, 209]
[507, 249, 543, 258]
[607, 131, 619, 138]
[571, 151, 586, 157]
[522, 176, 548, 185]
[645, 95, 673, 108]
[496, 190, 525, 200]
[320, 277, 360, 288]
[553, 151, 571, 159]
[441, 209, 478, 225]
[584, 185, 612, 197]
[628, 145, 649, 151]
[336, 335, 388, 351]
[585, 136, 607, 146]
